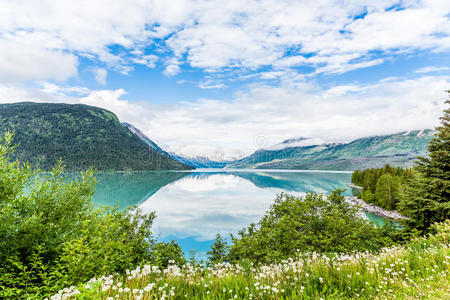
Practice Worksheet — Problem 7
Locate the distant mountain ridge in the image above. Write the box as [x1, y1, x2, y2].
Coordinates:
[0, 102, 192, 171]
[169, 153, 228, 168]
[226, 130, 434, 170]
[123, 122, 227, 168]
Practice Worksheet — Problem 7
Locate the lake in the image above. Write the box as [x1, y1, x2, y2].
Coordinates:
[91, 169, 384, 258]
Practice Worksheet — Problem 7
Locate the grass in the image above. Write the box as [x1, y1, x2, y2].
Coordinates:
[49, 221, 449, 300]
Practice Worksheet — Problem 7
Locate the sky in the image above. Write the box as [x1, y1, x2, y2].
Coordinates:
[0, 0, 449, 160]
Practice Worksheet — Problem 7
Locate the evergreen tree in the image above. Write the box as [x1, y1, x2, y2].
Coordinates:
[402, 94, 450, 233]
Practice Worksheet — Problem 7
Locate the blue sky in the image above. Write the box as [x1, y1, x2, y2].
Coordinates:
[0, 0, 449, 159]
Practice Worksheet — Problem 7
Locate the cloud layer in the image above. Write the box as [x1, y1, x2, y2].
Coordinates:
[0, 1, 449, 158]
[1, 0, 449, 80]
[1, 74, 447, 159]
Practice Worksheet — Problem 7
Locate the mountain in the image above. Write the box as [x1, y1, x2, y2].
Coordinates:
[226, 130, 434, 170]
[123, 122, 167, 154]
[123, 122, 226, 168]
[0, 102, 192, 171]
[169, 153, 228, 168]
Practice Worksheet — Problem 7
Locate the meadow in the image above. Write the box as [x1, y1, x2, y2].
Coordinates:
[50, 221, 449, 300]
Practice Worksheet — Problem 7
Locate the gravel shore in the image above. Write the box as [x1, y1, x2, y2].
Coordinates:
[346, 196, 409, 220]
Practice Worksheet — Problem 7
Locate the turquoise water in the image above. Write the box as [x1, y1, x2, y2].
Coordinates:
[90, 169, 385, 257]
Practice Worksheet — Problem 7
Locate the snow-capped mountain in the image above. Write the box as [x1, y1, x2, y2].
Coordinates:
[227, 129, 435, 170]
[124, 122, 228, 168]
[264, 137, 329, 151]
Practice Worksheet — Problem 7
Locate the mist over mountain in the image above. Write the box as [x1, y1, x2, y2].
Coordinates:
[226, 130, 434, 170]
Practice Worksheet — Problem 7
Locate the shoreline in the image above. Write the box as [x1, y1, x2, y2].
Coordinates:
[347, 183, 408, 220]
[346, 195, 408, 220]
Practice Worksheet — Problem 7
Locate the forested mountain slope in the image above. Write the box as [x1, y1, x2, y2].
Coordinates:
[227, 130, 434, 170]
[0, 102, 192, 171]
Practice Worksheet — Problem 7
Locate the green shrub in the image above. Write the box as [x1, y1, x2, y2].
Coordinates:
[207, 234, 229, 266]
[150, 240, 186, 268]
[226, 190, 393, 263]
[0, 131, 181, 298]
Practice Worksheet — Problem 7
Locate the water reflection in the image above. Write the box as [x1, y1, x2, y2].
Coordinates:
[90, 170, 384, 255]
[140, 173, 301, 242]
[92, 171, 187, 207]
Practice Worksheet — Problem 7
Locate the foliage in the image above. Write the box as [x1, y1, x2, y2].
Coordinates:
[0, 102, 191, 171]
[375, 174, 401, 210]
[0, 132, 183, 298]
[51, 221, 450, 300]
[224, 190, 392, 264]
[351, 164, 413, 210]
[401, 96, 450, 233]
[149, 241, 186, 268]
[207, 234, 229, 266]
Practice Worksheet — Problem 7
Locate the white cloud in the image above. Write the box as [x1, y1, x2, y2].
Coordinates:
[158, 0, 450, 74]
[0, 0, 153, 81]
[93, 68, 107, 85]
[0, 32, 78, 82]
[0, 75, 447, 159]
[141, 75, 448, 158]
[131, 53, 159, 68]
[0, 1, 449, 160]
[198, 79, 226, 89]
[1, 0, 449, 81]
[415, 66, 450, 73]
[163, 63, 181, 77]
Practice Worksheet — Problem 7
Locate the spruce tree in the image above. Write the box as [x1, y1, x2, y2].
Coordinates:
[402, 93, 450, 233]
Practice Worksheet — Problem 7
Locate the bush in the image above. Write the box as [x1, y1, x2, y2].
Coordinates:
[0, 131, 180, 298]
[207, 234, 229, 266]
[226, 190, 393, 263]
